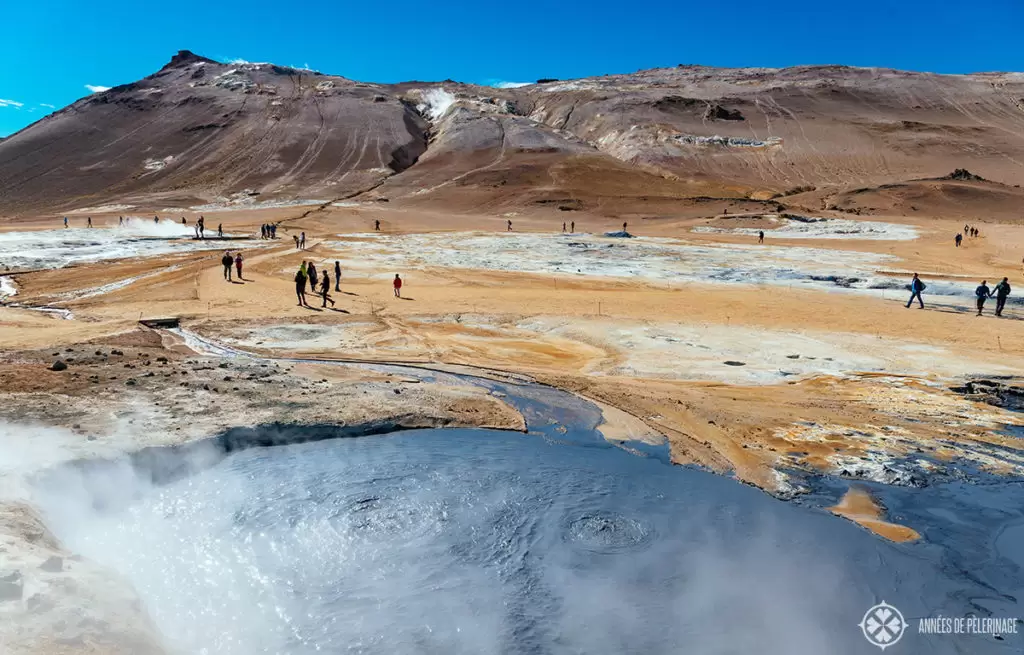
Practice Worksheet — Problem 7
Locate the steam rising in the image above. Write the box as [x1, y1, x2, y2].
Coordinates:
[8, 422, 905, 654]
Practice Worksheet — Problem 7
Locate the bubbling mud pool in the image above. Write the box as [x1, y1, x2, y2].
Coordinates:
[32, 424, 1024, 655]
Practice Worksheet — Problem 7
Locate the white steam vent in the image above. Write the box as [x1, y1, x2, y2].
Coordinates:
[416, 88, 456, 121]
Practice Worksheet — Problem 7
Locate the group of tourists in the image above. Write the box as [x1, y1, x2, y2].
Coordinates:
[294, 260, 343, 307]
[293, 232, 307, 250]
[260, 223, 278, 239]
[221, 251, 244, 281]
[906, 273, 1012, 317]
[954, 224, 981, 247]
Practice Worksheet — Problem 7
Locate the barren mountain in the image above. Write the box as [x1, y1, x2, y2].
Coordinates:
[2, 50, 1024, 217]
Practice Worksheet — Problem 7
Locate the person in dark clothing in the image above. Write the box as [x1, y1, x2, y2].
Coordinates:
[320, 271, 335, 307]
[562, 222, 567, 233]
[181, 217, 186, 225]
[307, 262, 318, 293]
[906, 273, 925, 309]
[271, 224, 277, 238]
[975, 280, 991, 316]
[294, 266, 308, 306]
[334, 261, 341, 292]
[218, 223, 223, 238]
[375, 219, 381, 231]
[63, 216, 68, 228]
[235, 252, 243, 280]
[758, 230, 765, 244]
[570, 221, 575, 233]
[993, 277, 1012, 317]
[300, 232, 306, 249]
[622, 221, 628, 233]
[87, 217, 92, 228]
[221, 251, 233, 281]
[955, 233, 963, 247]
[119, 216, 124, 226]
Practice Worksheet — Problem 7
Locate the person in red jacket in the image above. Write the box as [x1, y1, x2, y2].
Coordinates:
[393, 274, 403, 298]
[234, 252, 243, 280]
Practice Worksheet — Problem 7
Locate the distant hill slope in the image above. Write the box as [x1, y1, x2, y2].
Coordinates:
[1, 52, 1023, 216]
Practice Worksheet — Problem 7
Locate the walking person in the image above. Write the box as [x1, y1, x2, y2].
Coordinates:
[307, 262, 318, 293]
[393, 274, 403, 298]
[198, 217, 205, 240]
[507, 220, 512, 232]
[300, 232, 306, 250]
[87, 217, 92, 228]
[334, 260, 341, 292]
[63, 216, 68, 228]
[320, 270, 335, 308]
[181, 217, 186, 226]
[119, 216, 124, 226]
[758, 230, 765, 244]
[570, 221, 575, 233]
[375, 219, 381, 231]
[235, 252, 244, 280]
[955, 233, 963, 248]
[975, 280, 992, 316]
[294, 265, 308, 307]
[906, 273, 925, 309]
[993, 277, 1012, 317]
[218, 223, 223, 238]
[622, 221, 628, 233]
[293, 235, 300, 249]
[221, 251, 233, 281]
[562, 222, 567, 233]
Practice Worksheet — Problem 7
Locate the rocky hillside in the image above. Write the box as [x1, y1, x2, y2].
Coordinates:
[2, 51, 1023, 216]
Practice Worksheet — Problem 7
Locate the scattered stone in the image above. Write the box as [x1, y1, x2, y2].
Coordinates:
[50, 360, 68, 371]
[111, 349, 124, 356]
[218, 362, 229, 369]
[126, 379, 137, 386]
[723, 361, 746, 367]
[39, 556, 63, 572]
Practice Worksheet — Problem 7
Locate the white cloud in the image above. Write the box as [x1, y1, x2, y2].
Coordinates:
[493, 81, 533, 89]
[40, 103, 56, 109]
[228, 58, 249, 64]
[85, 85, 111, 93]
[0, 98, 24, 109]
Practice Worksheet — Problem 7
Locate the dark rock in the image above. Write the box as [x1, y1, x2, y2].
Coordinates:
[703, 104, 745, 121]
[39, 556, 63, 572]
[944, 168, 984, 181]
[50, 360, 68, 371]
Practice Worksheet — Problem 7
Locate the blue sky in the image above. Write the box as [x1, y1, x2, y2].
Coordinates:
[1, 0, 1022, 137]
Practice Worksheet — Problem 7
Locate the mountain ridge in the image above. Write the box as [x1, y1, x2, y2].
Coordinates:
[2, 50, 1023, 217]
